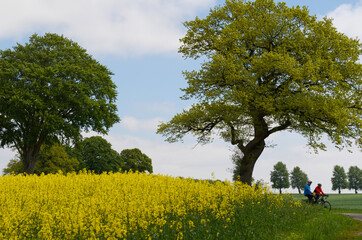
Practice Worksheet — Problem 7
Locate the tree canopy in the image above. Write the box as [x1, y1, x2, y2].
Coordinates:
[70, 136, 122, 174]
[157, 0, 362, 184]
[0, 33, 120, 174]
[120, 148, 153, 173]
[2, 158, 23, 175]
[231, 148, 244, 181]
[34, 144, 79, 174]
[270, 161, 290, 193]
[290, 166, 308, 194]
[331, 165, 348, 194]
[347, 166, 361, 194]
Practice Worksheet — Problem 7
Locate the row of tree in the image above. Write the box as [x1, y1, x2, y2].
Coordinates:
[3, 136, 153, 175]
[269, 162, 362, 194]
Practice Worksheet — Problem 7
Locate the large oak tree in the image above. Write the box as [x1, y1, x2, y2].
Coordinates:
[0, 33, 120, 174]
[157, 0, 362, 185]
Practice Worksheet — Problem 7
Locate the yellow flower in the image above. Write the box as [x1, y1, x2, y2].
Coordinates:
[0, 170, 302, 239]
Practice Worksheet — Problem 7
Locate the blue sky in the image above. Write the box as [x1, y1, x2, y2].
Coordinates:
[0, 0, 361, 193]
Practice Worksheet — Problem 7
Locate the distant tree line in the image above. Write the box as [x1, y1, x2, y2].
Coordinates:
[268, 162, 361, 194]
[3, 136, 153, 175]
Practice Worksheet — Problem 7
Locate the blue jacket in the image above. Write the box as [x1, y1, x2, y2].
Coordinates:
[304, 184, 312, 196]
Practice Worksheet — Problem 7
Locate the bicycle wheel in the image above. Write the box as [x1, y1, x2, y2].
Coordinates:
[322, 201, 331, 211]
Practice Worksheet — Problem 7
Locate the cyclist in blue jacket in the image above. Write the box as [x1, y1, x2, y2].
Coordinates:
[304, 180, 314, 203]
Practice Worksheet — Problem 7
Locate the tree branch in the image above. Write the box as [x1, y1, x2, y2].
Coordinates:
[229, 125, 245, 148]
[268, 119, 291, 136]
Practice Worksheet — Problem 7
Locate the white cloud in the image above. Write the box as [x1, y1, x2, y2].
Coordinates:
[134, 102, 176, 115]
[327, 1, 362, 39]
[120, 116, 164, 132]
[0, 0, 216, 56]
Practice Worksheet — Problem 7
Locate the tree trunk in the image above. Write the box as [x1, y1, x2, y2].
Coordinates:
[338, 188, 341, 194]
[297, 187, 301, 194]
[22, 145, 42, 174]
[279, 188, 282, 194]
[236, 139, 265, 185]
[232, 112, 289, 186]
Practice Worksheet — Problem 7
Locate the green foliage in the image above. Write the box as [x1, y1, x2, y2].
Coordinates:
[157, 0, 362, 185]
[270, 161, 290, 193]
[34, 144, 79, 174]
[0, 33, 120, 174]
[231, 148, 243, 181]
[2, 157, 23, 175]
[290, 167, 308, 194]
[120, 148, 153, 173]
[347, 166, 361, 194]
[71, 136, 122, 174]
[331, 165, 348, 194]
[2, 144, 78, 175]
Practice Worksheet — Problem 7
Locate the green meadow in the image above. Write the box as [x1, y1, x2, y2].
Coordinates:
[283, 193, 362, 239]
[290, 193, 362, 212]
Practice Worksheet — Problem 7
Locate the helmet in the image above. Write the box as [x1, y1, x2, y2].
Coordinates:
[308, 180, 312, 183]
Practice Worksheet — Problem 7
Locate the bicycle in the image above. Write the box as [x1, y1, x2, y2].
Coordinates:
[302, 195, 332, 211]
[315, 195, 331, 211]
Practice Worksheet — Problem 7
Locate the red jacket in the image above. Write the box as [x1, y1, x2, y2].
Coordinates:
[314, 186, 325, 195]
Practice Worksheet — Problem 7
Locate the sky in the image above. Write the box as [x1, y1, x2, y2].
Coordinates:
[0, 0, 361, 193]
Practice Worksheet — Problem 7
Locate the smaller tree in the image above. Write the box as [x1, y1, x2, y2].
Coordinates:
[71, 136, 122, 174]
[290, 167, 308, 194]
[231, 148, 243, 181]
[270, 162, 290, 194]
[347, 166, 361, 194]
[120, 148, 153, 173]
[331, 165, 348, 194]
[34, 144, 79, 174]
[3, 157, 23, 175]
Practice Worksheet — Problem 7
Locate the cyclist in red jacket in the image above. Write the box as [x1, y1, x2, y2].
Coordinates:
[314, 183, 328, 202]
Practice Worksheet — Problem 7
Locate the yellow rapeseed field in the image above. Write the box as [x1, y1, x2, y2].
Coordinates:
[0, 171, 302, 239]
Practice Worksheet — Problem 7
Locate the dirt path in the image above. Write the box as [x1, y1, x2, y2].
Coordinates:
[341, 213, 362, 237]
[342, 213, 362, 222]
